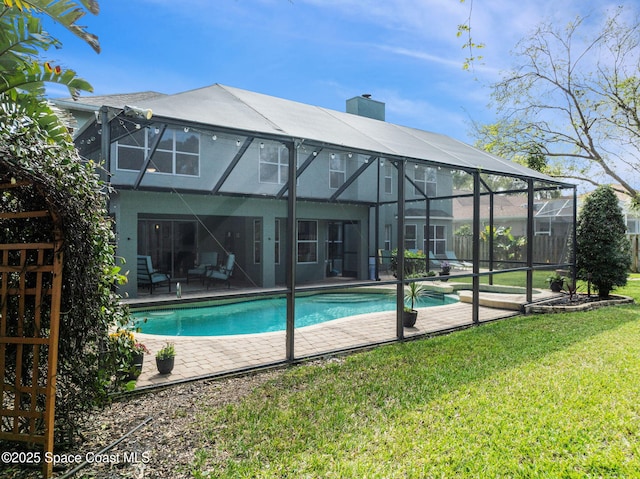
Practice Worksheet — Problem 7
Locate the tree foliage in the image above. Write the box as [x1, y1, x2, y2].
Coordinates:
[0, 0, 95, 102]
[475, 7, 640, 202]
[576, 185, 630, 298]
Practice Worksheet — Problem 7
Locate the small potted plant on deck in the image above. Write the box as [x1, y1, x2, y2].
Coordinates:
[155, 342, 176, 375]
[439, 261, 451, 281]
[403, 281, 425, 327]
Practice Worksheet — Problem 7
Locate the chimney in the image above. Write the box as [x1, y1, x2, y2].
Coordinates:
[346, 93, 385, 121]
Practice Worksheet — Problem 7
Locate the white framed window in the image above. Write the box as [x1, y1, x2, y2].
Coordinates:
[404, 224, 417, 250]
[414, 166, 437, 196]
[116, 127, 200, 176]
[274, 219, 281, 264]
[384, 164, 393, 194]
[425, 225, 446, 255]
[297, 220, 318, 263]
[329, 153, 346, 189]
[384, 224, 392, 250]
[253, 219, 262, 264]
[116, 128, 146, 171]
[259, 143, 289, 184]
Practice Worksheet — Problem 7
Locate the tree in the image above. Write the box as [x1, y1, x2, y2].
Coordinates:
[1, 1, 97, 93]
[576, 185, 630, 298]
[475, 7, 640, 203]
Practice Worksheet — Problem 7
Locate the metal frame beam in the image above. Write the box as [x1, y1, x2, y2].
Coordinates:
[134, 124, 168, 189]
[211, 137, 254, 195]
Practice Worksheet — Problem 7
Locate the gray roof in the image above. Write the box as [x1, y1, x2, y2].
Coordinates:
[54, 91, 167, 111]
[117, 84, 569, 184]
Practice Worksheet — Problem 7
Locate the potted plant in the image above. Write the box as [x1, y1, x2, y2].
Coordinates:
[546, 272, 565, 292]
[403, 281, 425, 327]
[109, 329, 148, 382]
[439, 261, 451, 281]
[130, 341, 149, 380]
[155, 342, 176, 374]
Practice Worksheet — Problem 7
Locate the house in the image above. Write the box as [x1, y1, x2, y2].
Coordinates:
[64, 84, 574, 298]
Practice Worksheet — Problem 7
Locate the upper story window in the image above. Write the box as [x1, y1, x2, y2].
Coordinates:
[414, 166, 437, 196]
[116, 127, 200, 176]
[329, 153, 346, 189]
[384, 164, 393, 194]
[259, 143, 289, 184]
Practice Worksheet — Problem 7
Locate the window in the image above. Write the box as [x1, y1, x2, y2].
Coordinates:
[329, 154, 346, 189]
[259, 143, 289, 184]
[297, 220, 317, 263]
[116, 128, 146, 171]
[404, 224, 417, 250]
[414, 166, 437, 196]
[116, 127, 200, 176]
[424, 225, 446, 255]
[384, 164, 393, 194]
[253, 219, 262, 264]
[274, 219, 281, 264]
[384, 224, 392, 250]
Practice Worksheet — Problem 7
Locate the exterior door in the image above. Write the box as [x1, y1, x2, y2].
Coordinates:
[343, 222, 359, 277]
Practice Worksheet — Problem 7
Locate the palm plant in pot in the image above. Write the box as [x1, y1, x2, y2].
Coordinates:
[155, 342, 176, 375]
[403, 281, 425, 327]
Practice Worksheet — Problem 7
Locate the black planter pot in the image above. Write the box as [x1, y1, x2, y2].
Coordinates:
[550, 281, 563, 292]
[439, 271, 450, 282]
[126, 353, 144, 381]
[156, 356, 175, 375]
[403, 309, 418, 328]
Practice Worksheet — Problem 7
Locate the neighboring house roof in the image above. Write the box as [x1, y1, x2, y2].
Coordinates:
[453, 193, 529, 223]
[117, 83, 570, 185]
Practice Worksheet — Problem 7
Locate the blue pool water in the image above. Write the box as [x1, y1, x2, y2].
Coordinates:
[131, 292, 457, 336]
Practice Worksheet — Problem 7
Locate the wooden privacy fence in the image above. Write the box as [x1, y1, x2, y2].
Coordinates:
[453, 235, 570, 265]
[628, 234, 640, 273]
[0, 178, 64, 479]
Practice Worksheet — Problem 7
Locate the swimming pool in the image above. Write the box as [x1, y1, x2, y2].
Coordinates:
[131, 292, 458, 336]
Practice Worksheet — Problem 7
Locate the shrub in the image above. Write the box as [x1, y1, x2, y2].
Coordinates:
[0, 96, 130, 444]
[576, 185, 631, 298]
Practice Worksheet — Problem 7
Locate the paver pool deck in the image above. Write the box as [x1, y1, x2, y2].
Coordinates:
[128, 287, 556, 390]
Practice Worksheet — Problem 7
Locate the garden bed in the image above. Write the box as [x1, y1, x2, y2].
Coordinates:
[524, 293, 634, 314]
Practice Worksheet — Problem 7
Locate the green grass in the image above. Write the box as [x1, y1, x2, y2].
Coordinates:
[192, 276, 640, 478]
[452, 269, 554, 290]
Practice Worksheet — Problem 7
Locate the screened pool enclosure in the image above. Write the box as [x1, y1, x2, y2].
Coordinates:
[76, 84, 575, 365]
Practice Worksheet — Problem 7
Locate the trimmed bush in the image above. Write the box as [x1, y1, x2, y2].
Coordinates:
[576, 185, 631, 298]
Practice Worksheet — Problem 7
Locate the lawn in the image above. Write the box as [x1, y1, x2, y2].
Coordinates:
[192, 276, 640, 478]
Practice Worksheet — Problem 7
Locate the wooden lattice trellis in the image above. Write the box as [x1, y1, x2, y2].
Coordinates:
[0, 178, 64, 479]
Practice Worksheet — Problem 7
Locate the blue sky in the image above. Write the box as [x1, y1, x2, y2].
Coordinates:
[46, 0, 627, 144]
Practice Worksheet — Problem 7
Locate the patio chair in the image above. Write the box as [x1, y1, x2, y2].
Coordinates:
[205, 253, 235, 289]
[445, 250, 472, 270]
[187, 251, 219, 283]
[137, 255, 171, 294]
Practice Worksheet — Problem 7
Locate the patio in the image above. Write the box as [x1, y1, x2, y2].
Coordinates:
[126, 279, 557, 390]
